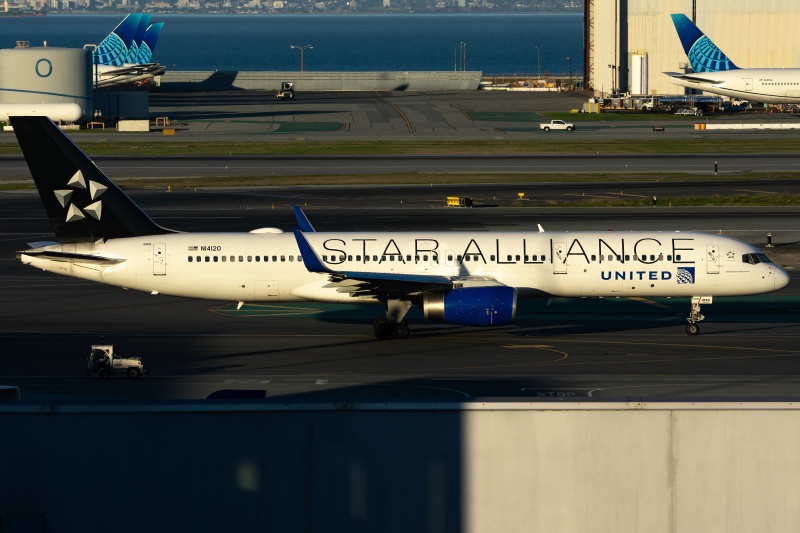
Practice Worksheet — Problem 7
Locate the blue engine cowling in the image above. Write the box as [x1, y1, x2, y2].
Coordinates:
[423, 286, 517, 327]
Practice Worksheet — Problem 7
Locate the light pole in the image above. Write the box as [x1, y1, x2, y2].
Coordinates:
[535, 46, 540, 79]
[608, 63, 617, 95]
[566, 56, 571, 90]
[290, 44, 313, 72]
[455, 42, 466, 71]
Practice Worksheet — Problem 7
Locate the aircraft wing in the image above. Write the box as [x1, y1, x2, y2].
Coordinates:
[293, 230, 506, 298]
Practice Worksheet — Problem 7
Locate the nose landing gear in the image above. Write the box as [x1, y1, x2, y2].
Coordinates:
[686, 296, 711, 335]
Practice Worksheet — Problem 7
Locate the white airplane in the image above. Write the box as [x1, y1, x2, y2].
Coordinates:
[667, 14, 800, 104]
[10, 116, 789, 339]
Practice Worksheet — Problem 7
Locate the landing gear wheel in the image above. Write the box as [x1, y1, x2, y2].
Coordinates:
[373, 318, 391, 340]
[686, 323, 700, 335]
[127, 367, 140, 379]
[99, 368, 111, 379]
[392, 322, 410, 339]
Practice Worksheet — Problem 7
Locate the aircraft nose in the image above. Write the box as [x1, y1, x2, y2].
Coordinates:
[774, 266, 791, 291]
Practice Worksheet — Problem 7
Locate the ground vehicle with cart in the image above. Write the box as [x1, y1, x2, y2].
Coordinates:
[86, 345, 147, 379]
[276, 81, 295, 100]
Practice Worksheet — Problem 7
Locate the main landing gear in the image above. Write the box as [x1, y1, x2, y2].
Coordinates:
[685, 296, 711, 335]
[373, 300, 413, 340]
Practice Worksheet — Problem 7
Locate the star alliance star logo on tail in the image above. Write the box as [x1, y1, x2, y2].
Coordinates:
[677, 267, 695, 284]
[54, 169, 107, 223]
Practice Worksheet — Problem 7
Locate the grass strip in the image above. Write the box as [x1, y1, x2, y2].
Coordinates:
[2, 138, 800, 156]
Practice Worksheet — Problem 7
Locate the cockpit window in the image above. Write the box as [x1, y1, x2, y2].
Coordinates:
[742, 253, 773, 265]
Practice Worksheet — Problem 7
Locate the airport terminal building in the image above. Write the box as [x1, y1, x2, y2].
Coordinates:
[586, 0, 800, 97]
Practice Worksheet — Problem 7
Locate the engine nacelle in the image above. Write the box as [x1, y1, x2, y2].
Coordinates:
[423, 286, 517, 327]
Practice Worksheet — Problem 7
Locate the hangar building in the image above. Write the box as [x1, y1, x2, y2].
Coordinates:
[585, 0, 800, 97]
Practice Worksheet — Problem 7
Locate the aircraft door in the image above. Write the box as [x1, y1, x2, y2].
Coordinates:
[745, 78, 753, 92]
[553, 242, 567, 274]
[706, 244, 720, 274]
[153, 243, 166, 276]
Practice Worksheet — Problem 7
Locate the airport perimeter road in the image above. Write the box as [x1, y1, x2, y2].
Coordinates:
[3, 154, 800, 180]
[2, 189, 800, 403]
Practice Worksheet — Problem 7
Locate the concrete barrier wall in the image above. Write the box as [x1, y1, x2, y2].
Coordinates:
[156, 70, 483, 92]
[2, 402, 800, 532]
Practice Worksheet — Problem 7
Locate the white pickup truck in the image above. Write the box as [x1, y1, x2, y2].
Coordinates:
[539, 119, 575, 131]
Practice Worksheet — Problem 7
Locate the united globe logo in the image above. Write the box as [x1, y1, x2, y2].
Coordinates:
[677, 267, 696, 284]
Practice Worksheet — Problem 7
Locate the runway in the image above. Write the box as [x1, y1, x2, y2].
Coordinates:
[2, 187, 800, 402]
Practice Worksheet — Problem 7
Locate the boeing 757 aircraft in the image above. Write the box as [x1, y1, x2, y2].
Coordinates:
[10, 117, 789, 339]
[667, 13, 800, 104]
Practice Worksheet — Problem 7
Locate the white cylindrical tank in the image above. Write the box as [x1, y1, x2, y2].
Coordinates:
[0, 47, 91, 121]
[630, 53, 648, 95]
[0, 103, 83, 123]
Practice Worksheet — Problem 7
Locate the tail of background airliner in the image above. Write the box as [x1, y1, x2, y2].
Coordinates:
[10, 116, 173, 243]
[671, 13, 738, 73]
[94, 14, 164, 67]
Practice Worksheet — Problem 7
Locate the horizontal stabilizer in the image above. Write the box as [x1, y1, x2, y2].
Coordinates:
[19, 250, 126, 265]
[666, 72, 724, 84]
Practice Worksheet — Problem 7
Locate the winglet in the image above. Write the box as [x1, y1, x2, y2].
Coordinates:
[670, 13, 738, 72]
[293, 230, 329, 273]
[292, 205, 316, 232]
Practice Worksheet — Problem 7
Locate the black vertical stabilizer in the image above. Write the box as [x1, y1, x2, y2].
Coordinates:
[11, 116, 173, 243]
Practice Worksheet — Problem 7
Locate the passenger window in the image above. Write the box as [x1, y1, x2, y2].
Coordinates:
[239, 256, 244, 262]
[289, 256, 294, 262]
[348, 255, 353, 261]
[188, 256, 193, 262]
[424, 255, 429, 261]
[255, 256, 260, 262]
[247, 256, 252, 262]
[280, 256, 285, 262]
[214, 256, 218, 262]
[516, 255, 520, 261]
[205, 256, 210, 262]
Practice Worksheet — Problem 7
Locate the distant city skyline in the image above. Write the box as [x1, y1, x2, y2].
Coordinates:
[6, 0, 582, 14]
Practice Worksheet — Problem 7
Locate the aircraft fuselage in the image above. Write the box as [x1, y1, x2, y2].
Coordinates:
[19, 230, 787, 304]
